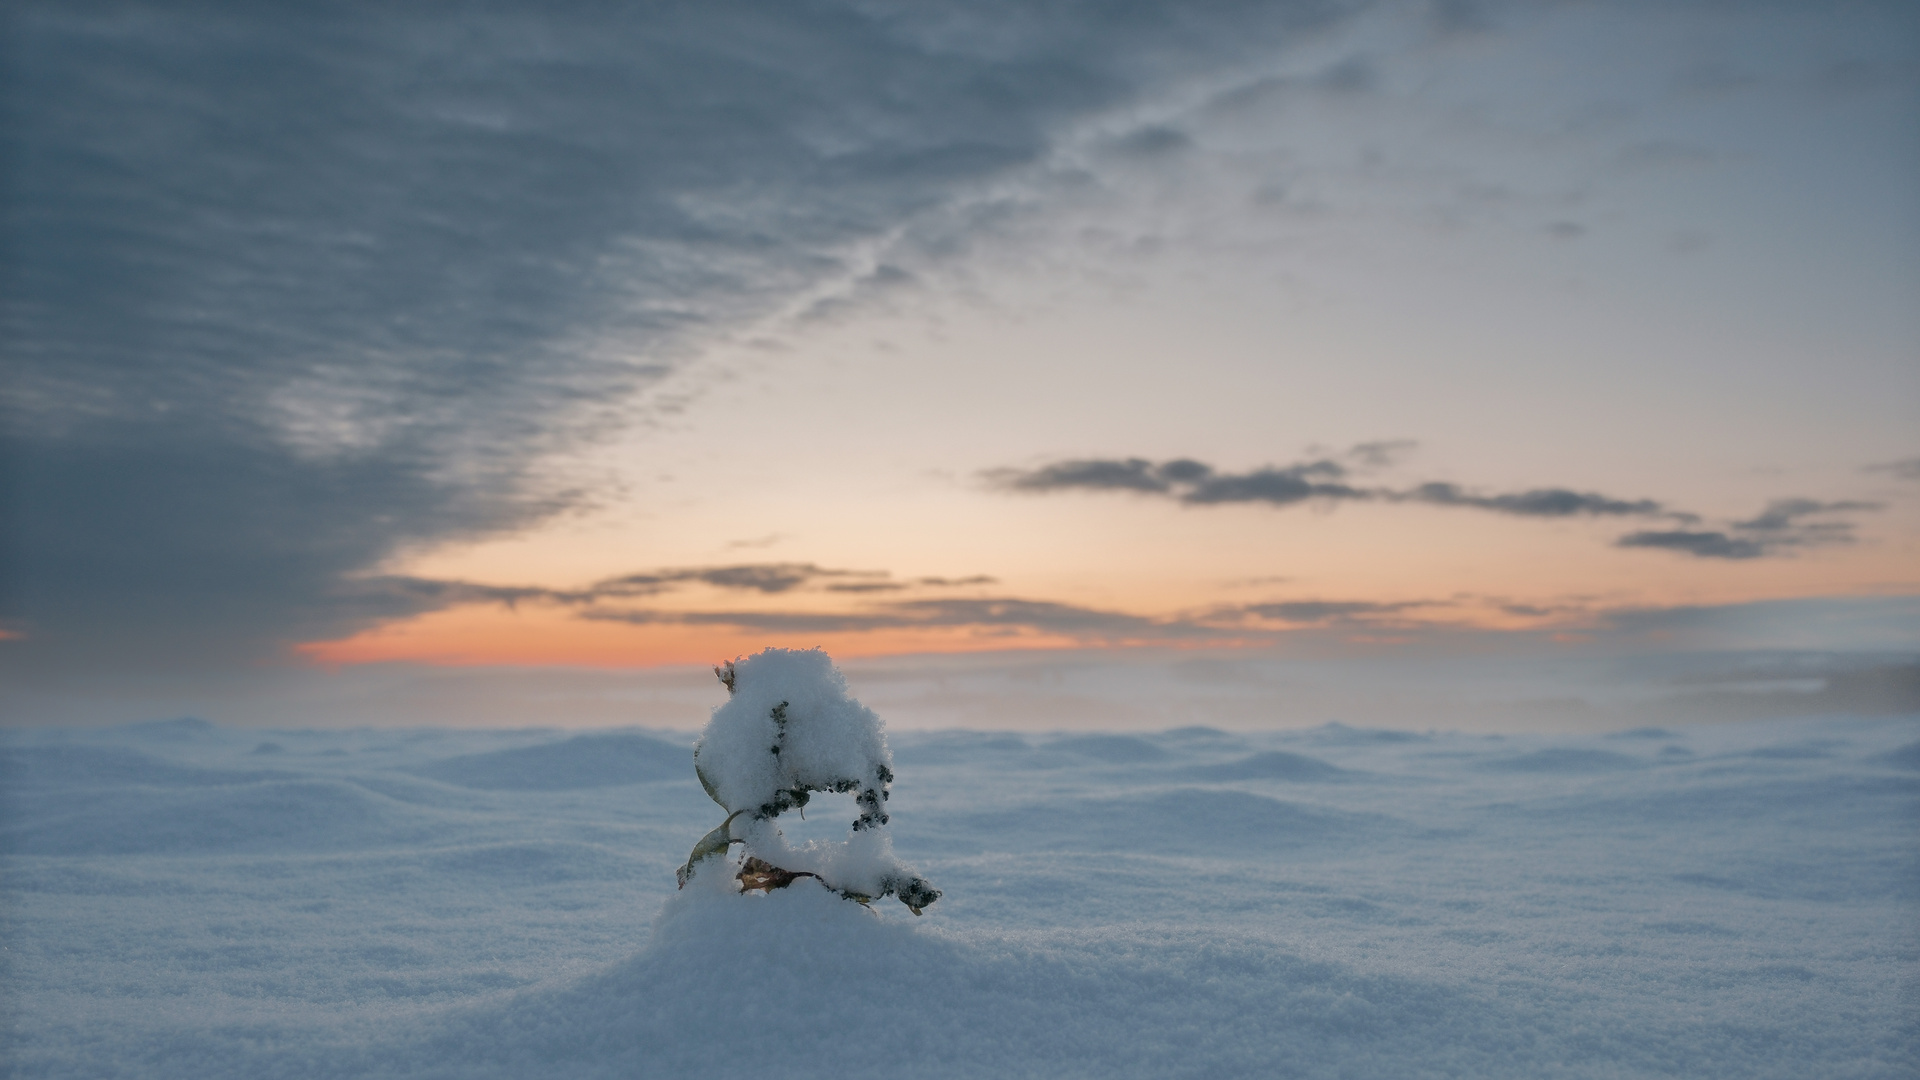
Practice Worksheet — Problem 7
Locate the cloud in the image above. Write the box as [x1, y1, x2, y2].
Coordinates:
[1614, 530, 1767, 560]
[1864, 457, 1920, 481]
[1313, 55, 1379, 95]
[358, 563, 896, 609]
[1498, 604, 1558, 617]
[987, 458, 1186, 494]
[1615, 498, 1882, 559]
[991, 453, 1891, 561]
[1183, 466, 1367, 507]
[344, 567, 1259, 642]
[1401, 482, 1678, 519]
[347, 577, 599, 611]
[565, 590, 1920, 657]
[824, 575, 999, 592]
[567, 589, 1435, 641]
[988, 455, 1364, 506]
[1231, 600, 1430, 624]
[1345, 440, 1419, 468]
[1428, 0, 1496, 36]
[988, 453, 1684, 519]
[582, 597, 1197, 640]
[344, 563, 999, 620]
[0, 0, 1366, 673]
[1592, 594, 1920, 653]
[657, 565, 880, 595]
[1103, 125, 1194, 160]
[1731, 498, 1879, 534]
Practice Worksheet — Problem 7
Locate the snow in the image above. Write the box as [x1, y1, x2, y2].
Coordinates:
[2, 703, 1916, 1078]
[697, 649, 892, 819]
[685, 649, 936, 911]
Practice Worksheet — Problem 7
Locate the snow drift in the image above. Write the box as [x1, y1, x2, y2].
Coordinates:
[2, 707, 1915, 1078]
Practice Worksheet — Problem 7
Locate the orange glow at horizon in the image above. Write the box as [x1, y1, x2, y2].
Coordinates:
[295, 602, 1150, 669]
[290, 591, 1611, 670]
[292, 487, 1920, 672]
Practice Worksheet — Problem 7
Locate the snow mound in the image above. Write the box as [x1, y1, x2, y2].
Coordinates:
[0, 745, 294, 790]
[686, 648, 938, 912]
[1043, 734, 1169, 763]
[1185, 750, 1348, 782]
[412, 732, 687, 790]
[934, 788, 1392, 857]
[365, 872, 1553, 1080]
[1300, 722, 1427, 745]
[1, 778, 430, 855]
[891, 731, 1031, 767]
[1480, 748, 1643, 773]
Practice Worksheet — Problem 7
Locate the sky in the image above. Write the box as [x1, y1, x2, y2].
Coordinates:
[2, 0, 1916, 726]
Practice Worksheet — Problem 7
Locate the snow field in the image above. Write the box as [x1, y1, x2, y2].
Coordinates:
[1, 713, 1915, 1078]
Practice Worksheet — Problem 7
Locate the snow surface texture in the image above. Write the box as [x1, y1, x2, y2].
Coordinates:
[686, 649, 936, 911]
[2, 712, 1916, 1078]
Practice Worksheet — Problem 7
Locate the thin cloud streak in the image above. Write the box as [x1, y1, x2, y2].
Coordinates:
[1733, 498, 1881, 534]
[349, 563, 995, 612]
[325, 583, 1920, 658]
[338, 564, 1454, 644]
[1396, 482, 1674, 520]
[573, 591, 1450, 641]
[1616, 498, 1883, 559]
[582, 597, 1190, 639]
[1232, 600, 1432, 622]
[576, 594, 1442, 640]
[1614, 531, 1767, 560]
[302, 543, 1920, 662]
[987, 452, 1691, 518]
[990, 453, 1887, 558]
[1863, 457, 1920, 481]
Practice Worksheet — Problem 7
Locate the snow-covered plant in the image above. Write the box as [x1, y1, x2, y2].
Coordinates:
[678, 648, 941, 915]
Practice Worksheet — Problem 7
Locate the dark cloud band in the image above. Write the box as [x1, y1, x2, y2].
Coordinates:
[1398, 482, 1675, 519]
[988, 453, 1685, 518]
[990, 453, 1884, 560]
[351, 562, 994, 611]
[1614, 531, 1767, 560]
[1615, 498, 1882, 559]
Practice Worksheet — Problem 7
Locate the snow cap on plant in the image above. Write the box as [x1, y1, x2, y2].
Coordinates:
[680, 648, 940, 914]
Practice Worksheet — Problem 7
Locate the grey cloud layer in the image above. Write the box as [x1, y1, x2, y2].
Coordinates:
[990, 456, 1367, 505]
[345, 561, 1433, 641]
[989, 452, 1687, 517]
[990, 454, 1882, 559]
[336, 559, 1920, 648]
[338, 568, 1195, 640]
[1864, 457, 1920, 481]
[1233, 600, 1429, 622]
[1613, 531, 1766, 560]
[582, 598, 1184, 639]
[0, 0, 1359, 671]
[354, 563, 991, 611]
[579, 595, 1437, 638]
[1614, 498, 1884, 560]
[1401, 483, 1673, 520]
